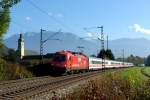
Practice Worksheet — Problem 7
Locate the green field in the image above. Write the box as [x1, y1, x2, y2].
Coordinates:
[141, 67, 150, 77]
[62, 67, 150, 100]
[143, 67, 150, 74]
[114, 67, 149, 85]
[103, 67, 149, 82]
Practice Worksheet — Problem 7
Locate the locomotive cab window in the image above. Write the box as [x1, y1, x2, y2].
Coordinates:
[53, 54, 66, 62]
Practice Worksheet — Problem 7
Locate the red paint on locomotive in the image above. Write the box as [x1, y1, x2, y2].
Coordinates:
[51, 50, 89, 72]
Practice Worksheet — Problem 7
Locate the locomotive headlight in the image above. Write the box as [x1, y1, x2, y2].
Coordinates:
[64, 64, 67, 67]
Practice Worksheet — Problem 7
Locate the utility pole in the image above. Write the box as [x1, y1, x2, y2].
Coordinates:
[83, 26, 105, 69]
[107, 35, 108, 50]
[97, 26, 105, 70]
[40, 29, 61, 63]
[40, 28, 46, 63]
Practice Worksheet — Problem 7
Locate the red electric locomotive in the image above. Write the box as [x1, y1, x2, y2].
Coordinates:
[51, 50, 89, 73]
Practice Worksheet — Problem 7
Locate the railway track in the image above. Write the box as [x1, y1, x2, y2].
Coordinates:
[0, 69, 122, 100]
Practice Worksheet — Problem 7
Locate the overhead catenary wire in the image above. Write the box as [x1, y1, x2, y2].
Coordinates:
[11, 21, 32, 31]
[42, 29, 62, 43]
[26, 0, 75, 33]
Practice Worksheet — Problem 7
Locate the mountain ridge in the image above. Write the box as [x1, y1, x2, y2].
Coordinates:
[4, 31, 150, 57]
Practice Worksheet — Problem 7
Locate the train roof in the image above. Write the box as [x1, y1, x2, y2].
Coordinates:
[56, 50, 88, 57]
[89, 57, 133, 64]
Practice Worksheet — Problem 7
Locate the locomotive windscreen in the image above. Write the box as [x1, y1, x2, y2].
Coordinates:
[53, 54, 66, 62]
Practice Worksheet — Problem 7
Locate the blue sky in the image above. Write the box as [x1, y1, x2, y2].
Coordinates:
[5, 0, 150, 40]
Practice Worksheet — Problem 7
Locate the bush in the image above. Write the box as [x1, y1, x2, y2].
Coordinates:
[0, 59, 33, 80]
[61, 74, 150, 100]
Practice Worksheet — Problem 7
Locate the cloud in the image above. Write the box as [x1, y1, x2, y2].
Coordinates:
[25, 16, 31, 21]
[47, 12, 64, 18]
[56, 13, 64, 18]
[86, 32, 98, 40]
[131, 24, 150, 35]
[87, 32, 93, 37]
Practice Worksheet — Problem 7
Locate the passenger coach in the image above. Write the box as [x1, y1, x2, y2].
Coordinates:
[50, 50, 134, 74]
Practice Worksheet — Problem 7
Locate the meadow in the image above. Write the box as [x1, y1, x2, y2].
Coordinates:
[62, 67, 150, 100]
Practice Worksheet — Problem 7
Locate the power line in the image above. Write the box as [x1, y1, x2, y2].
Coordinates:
[40, 28, 61, 63]
[42, 29, 61, 43]
[84, 26, 105, 70]
[11, 21, 32, 30]
[26, 0, 74, 32]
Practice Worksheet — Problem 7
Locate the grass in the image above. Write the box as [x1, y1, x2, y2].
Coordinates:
[142, 67, 150, 77]
[144, 67, 150, 75]
[61, 67, 150, 100]
[100, 67, 148, 87]
[116, 67, 148, 86]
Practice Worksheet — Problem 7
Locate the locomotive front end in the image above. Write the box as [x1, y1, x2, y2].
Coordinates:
[51, 53, 68, 74]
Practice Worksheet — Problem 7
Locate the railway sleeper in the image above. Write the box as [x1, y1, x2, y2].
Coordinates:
[17, 76, 91, 99]
[0, 71, 104, 99]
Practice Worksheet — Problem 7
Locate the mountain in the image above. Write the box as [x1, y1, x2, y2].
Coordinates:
[4, 31, 98, 56]
[4, 31, 150, 57]
[109, 38, 150, 57]
[0, 45, 38, 57]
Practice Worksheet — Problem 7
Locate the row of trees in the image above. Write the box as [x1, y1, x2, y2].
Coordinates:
[96, 49, 146, 66]
[90, 49, 115, 60]
[116, 55, 145, 66]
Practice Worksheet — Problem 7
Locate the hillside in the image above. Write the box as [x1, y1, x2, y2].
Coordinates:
[0, 45, 38, 57]
[4, 32, 150, 57]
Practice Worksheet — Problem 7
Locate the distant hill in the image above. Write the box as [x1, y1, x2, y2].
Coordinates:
[109, 38, 150, 57]
[0, 45, 38, 57]
[4, 31, 150, 57]
[0, 45, 10, 56]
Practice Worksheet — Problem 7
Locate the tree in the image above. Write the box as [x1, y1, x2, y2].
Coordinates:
[4, 49, 17, 62]
[90, 54, 97, 57]
[146, 55, 150, 66]
[0, 0, 21, 49]
[105, 49, 115, 60]
[116, 54, 144, 66]
[97, 49, 115, 60]
[97, 49, 105, 59]
[0, 0, 20, 8]
[127, 55, 144, 66]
